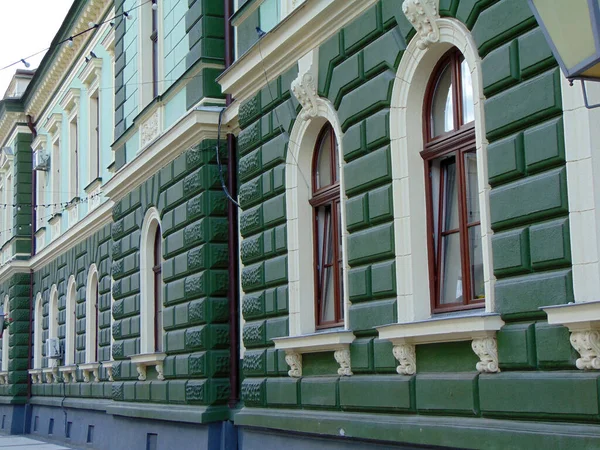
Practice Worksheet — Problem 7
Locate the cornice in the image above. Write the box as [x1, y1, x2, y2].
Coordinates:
[0, 111, 27, 148]
[25, 0, 111, 119]
[79, 58, 103, 88]
[45, 113, 63, 137]
[0, 260, 30, 285]
[59, 88, 81, 115]
[104, 107, 223, 202]
[30, 200, 113, 271]
[218, 0, 377, 104]
[31, 134, 48, 151]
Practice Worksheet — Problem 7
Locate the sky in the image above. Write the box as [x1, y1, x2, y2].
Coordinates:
[0, 1, 74, 98]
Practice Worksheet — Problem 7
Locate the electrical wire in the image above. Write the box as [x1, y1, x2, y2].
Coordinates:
[0, 0, 154, 72]
[216, 108, 240, 208]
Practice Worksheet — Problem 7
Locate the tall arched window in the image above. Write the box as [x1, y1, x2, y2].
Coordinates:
[49, 285, 59, 367]
[1, 295, 8, 371]
[85, 266, 99, 363]
[65, 276, 77, 365]
[423, 48, 483, 313]
[311, 124, 343, 328]
[140, 208, 163, 353]
[34, 294, 43, 369]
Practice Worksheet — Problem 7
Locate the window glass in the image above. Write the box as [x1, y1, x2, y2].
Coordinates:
[464, 152, 480, 223]
[259, 0, 280, 33]
[461, 59, 475, 124]
[431, 63, 454, 137]
[316, 128, 333, 190]
[316, 205, 335, 324]
[469, 225, 485, 300]
[440, 233, 463, 304]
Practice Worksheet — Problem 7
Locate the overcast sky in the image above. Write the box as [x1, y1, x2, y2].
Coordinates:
[0, 1, 74, 98]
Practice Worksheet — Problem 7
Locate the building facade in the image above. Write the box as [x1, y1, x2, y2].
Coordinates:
[0, 0, 599, 448]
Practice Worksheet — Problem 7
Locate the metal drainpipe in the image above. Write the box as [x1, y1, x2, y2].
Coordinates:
[224, 0, 240, 410]
[26, 114, 37, 401]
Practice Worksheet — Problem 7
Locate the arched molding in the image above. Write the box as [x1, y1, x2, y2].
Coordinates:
[140, 206, 162, 354]
[85, 264, 99, 363]
[389, 17, 494, 323]
[34, 293, 43, 369]
[65, 275, 77, 365]
[1, 295, 8, 371]
[285, 89, 349, 336]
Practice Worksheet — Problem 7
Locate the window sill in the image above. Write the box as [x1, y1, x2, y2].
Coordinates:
[376, 313, 504, 375]
[84, 178, 102, 194]
[0, 371, 7, 385]
[78, 362, 100, 382]
[130, 353, 166, 381]
[542, 301, 600, 370]
[59, 365, 77, 383]
[272, 330, 355, 378]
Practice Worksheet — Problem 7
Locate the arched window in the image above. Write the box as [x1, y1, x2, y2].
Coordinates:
[423, 48, 483, 313]
[140, 208, 163, 354]
[65, 276, 77, 365]
[1, 295, 8, 371]
[311, 124, 343, 328]
[34, 293, 43, 369]
[85, 266, 99, 363]
[48, 285, 59, 367]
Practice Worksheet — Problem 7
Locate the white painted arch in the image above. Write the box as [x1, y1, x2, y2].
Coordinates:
[48, 284, 59, 368]
[1, 295, 8, 371]
[85, 264, 99, 363]
[285, 95, 350, 336]
[34, 293, 43, 369]
[140, 206, 163, 354]
[389, 17, 494, 323]
[65, 275, 77, 365]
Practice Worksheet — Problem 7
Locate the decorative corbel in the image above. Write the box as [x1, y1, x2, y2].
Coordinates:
[285, 351, 302, 378]
[334, 348, 353, 376]
[291, 49, 320, 120]
[136, 365, 147, 381]
[471, 337, 500, 373]
[402, 0, 440, 50]
[393, 343, 417, 375]
[570, 330, 600, 370]
[156, 362, 165, 381]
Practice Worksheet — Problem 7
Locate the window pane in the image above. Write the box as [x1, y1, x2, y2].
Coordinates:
[464, 152, 480, 224]
[469, 225, 485, 300]
[439, 232, 463, 304]
[259, 0, 280, 33]
[442, 159, 459, 232]
[316, 129, 333, 189]
[461, 59, 475, 125]
[431, 64, 454, 137]
[337, 202, 344, 320]
[316, 205, 335, 324]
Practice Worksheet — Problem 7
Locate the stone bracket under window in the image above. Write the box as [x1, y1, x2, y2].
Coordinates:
[542, 301, 600, 370]
[377, 314, 505, 375]
[59, 365, 77, 383]
[130, 353, 166, 381]
[102, 361, 115, 382]
[28, 369, 43, 384]
[0, 371, 8, 385]
[43, 367, 59, 384]
[273, 330, 355, 378]
[79, 362, 100, 383]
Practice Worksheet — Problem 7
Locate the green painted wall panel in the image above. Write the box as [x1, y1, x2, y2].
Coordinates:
[416, 373, 479, 415]
[339, 375, 413, 411]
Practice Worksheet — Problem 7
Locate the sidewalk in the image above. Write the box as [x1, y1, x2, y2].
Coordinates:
[0, 435, 75, 449]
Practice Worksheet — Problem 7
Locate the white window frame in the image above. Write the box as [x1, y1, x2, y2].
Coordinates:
[85, 265, 99, 363]
[138, 0, 163, 110]
[33, 293, 43, 369]
[48, 285, 59, 368]
[1, 295, 9, 372]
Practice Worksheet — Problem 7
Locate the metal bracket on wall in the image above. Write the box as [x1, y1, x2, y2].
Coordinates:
[571, 78, 600, 109]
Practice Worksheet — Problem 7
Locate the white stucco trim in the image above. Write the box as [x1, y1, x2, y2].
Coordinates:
[65, 275, 77, 366]
[85, 264, 99, 364]
[139, 207, 162, 355]
[130, 352, 166, 381]
[1, 295, 8, 372]
[284, 52, 349, 337]
[33, 293, 43, 369]
[389, 18, 494, 324]
[561, 77, 600, 303]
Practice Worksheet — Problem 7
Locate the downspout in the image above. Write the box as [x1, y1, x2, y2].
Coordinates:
[26, 114, 36, 401]
[224, 0, 240, 410]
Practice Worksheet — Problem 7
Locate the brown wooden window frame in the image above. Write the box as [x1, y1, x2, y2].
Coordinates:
[422, 48, 484, 314]
[311, 124, 344, 329]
